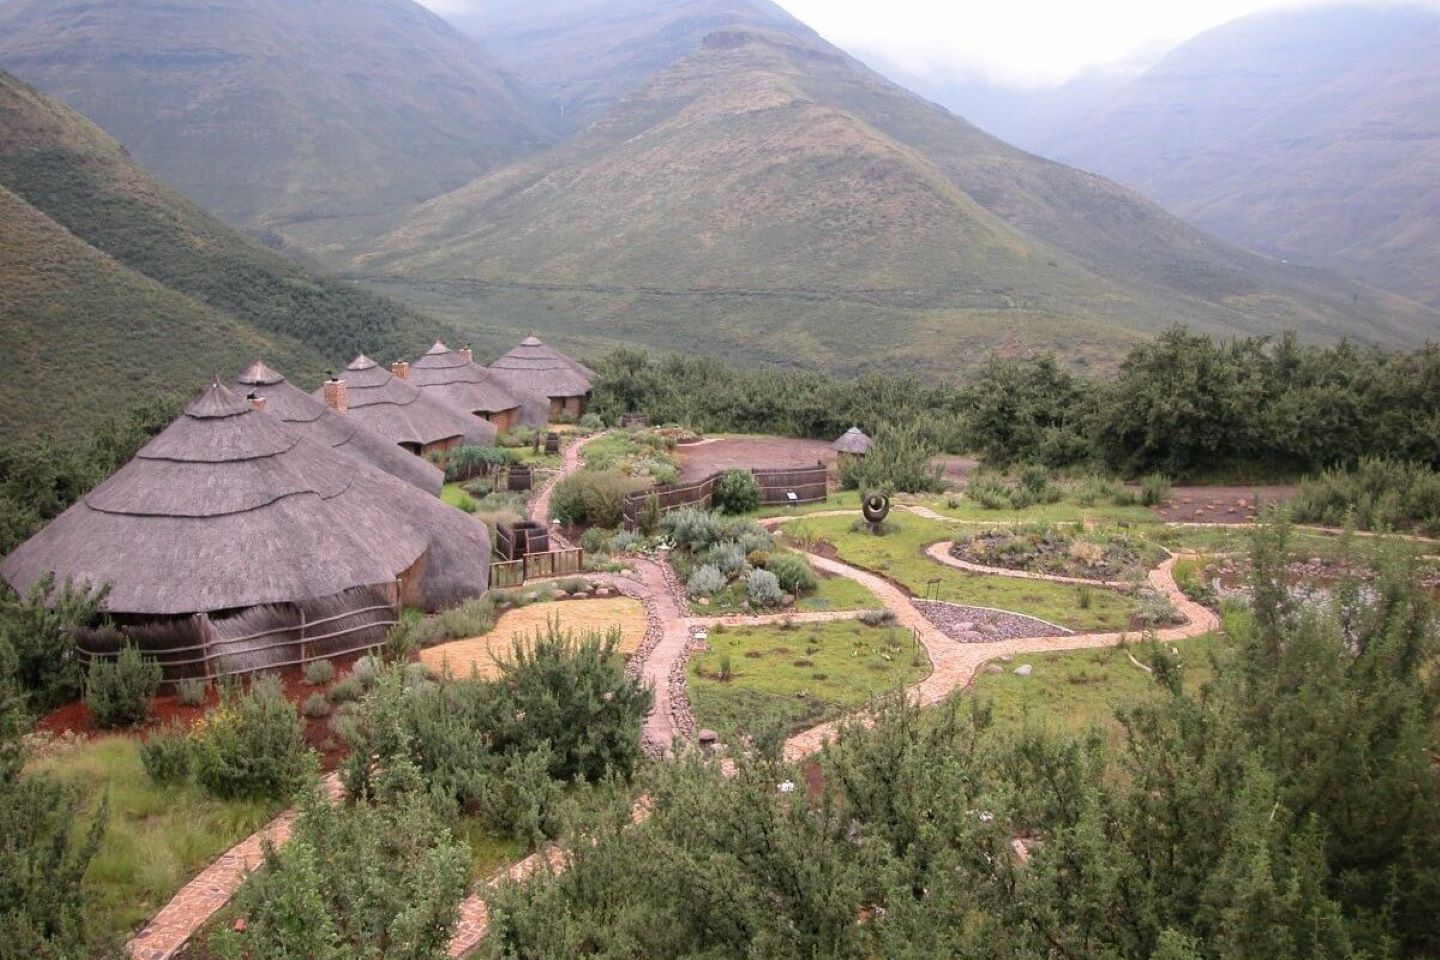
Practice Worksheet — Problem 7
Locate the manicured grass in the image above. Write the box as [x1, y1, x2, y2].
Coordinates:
[27, 736, 281, 943]
[1148, 524, 1436, 561]
[455, 818, 528, 878]
[914, 493, 1158, 525]
[787, 511, 1137, 632]
[442, 482, 478, 511]
[689, 619, 928, 739]
[970, 632, 1221, 736]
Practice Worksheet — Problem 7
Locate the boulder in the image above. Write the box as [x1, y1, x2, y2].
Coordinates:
[984, 664, 1004, 675]
[595, 586, 612, 597]
[1014, 664, 1033, 677]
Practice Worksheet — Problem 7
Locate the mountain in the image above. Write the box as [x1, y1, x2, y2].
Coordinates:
[0, 69, 457, 440]
[0, 0, 558, 251]
[446, 0, 813, 131]
[358, 28, 1439, 378]
[1041, 3, 1440, 309]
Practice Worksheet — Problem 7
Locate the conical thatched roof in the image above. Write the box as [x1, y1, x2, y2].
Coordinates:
[407, 342, 521, 417]
[488, 336, 594, 400]
[831, 426, 872, 455]
[1, 382, 491, 616]
[235, 361, 443, 495]
[316, 355, 497, 450]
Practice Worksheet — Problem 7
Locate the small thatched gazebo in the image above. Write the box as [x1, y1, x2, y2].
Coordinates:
[0, 382, 492, 682]
[407, 342, 523, 433]
[832, 426, 873, 460]
[315, 354, 497, 459]
[487, 336, 594, 426]
[235, 360, 443, 496]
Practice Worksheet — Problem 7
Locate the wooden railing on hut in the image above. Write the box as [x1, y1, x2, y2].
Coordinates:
[489, 548, 585, 589]
[621, 463, 829, 528]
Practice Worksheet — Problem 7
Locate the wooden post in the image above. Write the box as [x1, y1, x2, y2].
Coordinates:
[198, 612, 215, 683]
[299, 606, 308, 666]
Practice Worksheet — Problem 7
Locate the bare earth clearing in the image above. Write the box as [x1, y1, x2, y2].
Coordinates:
[677, 435, 835, 481]
[1158, 485, 1299, 523]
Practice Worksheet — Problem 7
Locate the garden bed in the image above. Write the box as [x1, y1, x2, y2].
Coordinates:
[688, 619, 928, 739]
[912, 600, 1071, 643]
[950, 525, 1165, 581]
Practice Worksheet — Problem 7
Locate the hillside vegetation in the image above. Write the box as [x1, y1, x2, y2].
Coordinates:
[1044, 4, 1440, 309]
[0, 0, 559, 249]
[0, 70, 461, 440]
[362, 29, 1439, 377]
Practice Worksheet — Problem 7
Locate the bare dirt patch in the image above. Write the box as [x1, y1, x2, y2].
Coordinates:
[1157, 485, 1298, 523]
[420, 597, 648, 680]
[678, 435, 836, 482]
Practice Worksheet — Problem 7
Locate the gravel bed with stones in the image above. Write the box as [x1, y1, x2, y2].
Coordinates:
[913, 600, 1072, 643]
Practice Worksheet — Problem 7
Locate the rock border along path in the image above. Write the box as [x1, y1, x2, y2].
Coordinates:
[131, 466, 1218, 960]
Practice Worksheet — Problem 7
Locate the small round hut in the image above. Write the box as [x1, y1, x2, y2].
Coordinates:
[1, 383, 492, 682]
[487, 336, 594, 426]
[831, 426, 873, 461]
[235, 360, 444, 496]
[315, 354, 497, 459]
[407, 342, 523, 433]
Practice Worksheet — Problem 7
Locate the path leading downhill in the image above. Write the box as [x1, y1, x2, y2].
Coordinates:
[526, 432, 605, 540]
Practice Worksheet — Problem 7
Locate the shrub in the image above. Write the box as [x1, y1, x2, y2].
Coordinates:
[84, 645, 162, 729]
[302, 659, 335, 686]
[703, 542, 748, 576]
[727, 521, 775, 555]
[580, 527, 615, 553]
[444, 445, 518, 483]
[966, 473, 1011, 510]
[662, 507, 727, 552]
[1140, 473, 1173, 508]
[1134, 588, 1180, 628]
[1293, 458, 1440, 534]
[747, 549, 771, 569]
[607, 530, 640, 554]
[859, 609, 897, 627]
[434, 599, 495, 644]
[140, 723, 192, 785]
[0, 575, 109, 712]
[713, 469, 762, 515]
[687, 564, 727, 598]
[744, 569, 784, 607]
[579, 412, 605, 431]
[301, 693, 331, 719]
[191, 675, 314, 801]
[327, 675, 364, 704]
[838, 422, 945, 494]
[767, 554, 818, 596]
[351, 655, 383, 688]
[550, 471, 647, 528]
[176, 676, 209, 706]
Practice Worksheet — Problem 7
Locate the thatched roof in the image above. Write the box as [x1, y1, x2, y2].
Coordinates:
[488, 336, 594, 400]
[407, 342, 521, 417]
[316, 354, 497, 449]
[235, 361, 443, 495]
[831, 426, 872, 455]
[1, 383, 491, 616]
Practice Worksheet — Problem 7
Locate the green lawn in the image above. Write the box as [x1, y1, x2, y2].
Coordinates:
[912, 493, 1158, 525]
[689, 620, 928, 739]
[752, 488, 860, 520]
[785, 511, 1137, 632]
[442, 482, 477, 511]
[455, 818, 528, 878]
[27, 737, 281, 943]
[1147, 524, 1437, 562]
[969, 632, 1221, 736]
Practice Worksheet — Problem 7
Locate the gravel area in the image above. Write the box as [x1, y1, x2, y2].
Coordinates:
[913, 600, 1072, 643]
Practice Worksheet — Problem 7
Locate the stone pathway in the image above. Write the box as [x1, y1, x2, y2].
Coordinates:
[526, 431, 605, 541]
[125, 774, 344, 960]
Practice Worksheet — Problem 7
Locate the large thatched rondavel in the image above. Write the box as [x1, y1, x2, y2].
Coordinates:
[407, 342, 523, 433]
[1, 382, 492, 681]
[316, 354, 498, 456]
[487, 335, 594, 425]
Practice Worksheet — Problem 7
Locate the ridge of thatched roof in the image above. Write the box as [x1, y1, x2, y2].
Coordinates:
[408, 341, 521, 416]
[1, 382, 492, 616]
[317, 354, 497, 449]
[831, 426, 872, 455]
[488, 336, 594, 399]
[234, 362, 443, 495]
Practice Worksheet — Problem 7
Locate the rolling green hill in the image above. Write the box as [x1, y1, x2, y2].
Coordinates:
[0, 70, 460, 440]
[1041, 4, 1440, 310]
[0, 0, 559, 252]
[359, 29, 1440, 378]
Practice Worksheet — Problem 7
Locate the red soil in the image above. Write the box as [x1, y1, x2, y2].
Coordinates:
[1155, 485, 1299, 524]
[677, 435, 837, 482]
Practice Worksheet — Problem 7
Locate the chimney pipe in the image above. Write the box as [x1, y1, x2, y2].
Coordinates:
[459, 345, 473, 365]
[391, 360, 410, 380]
[246, 392, 267, 413]
[323, 378, 349, 414]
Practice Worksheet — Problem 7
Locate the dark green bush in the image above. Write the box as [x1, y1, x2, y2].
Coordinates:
[838, 423, 945, 494]
[1293, 458, 1440, 534]
[140, 724, 192, 785]
[713, 469, 762, 515]
[301, 659, 334, 686]
[84, 645, 162, 729]
[0, 575, 109, 712]
[766, 553, 818, 596]
[191, 675, 314, 801]
[441, 445, 518, 483]
[550, 471, 647, 528]
[1140, 473, 1173, 508]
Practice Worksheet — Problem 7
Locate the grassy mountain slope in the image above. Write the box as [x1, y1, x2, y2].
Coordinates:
[0, 70, 461, 439]
[450, 0, 810, 131]
[0, 184, 317, 441]
[1043, 4, 1440, 309]
[0, 0, 558, 250]
[360, 30, 1439, 377]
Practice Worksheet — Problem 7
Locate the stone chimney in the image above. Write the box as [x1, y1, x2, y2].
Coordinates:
[246, 392, 267, 413]
[459, 345, 473, 365]
[391, 360, 410, 380]
[323, 378, 348, 414]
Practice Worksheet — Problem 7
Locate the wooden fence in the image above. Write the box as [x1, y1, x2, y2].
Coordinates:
[621, 463, 829, 527]
[489, 548, 586, 589]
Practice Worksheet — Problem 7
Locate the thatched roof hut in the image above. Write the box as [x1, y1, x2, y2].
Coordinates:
[235, 360, 443, 495]
[831, 426, 873, 456]
[487, 336, 594, 425]
[1, 382, 492, 679]
[407, 342, 522, 432]
[316, 354, 497, 455]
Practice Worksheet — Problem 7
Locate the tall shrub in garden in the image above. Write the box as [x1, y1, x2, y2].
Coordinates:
[713, 469, 761, 515]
